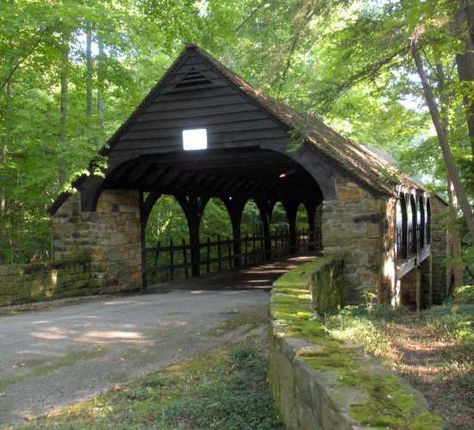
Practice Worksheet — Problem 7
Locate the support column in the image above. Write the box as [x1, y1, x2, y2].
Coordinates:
[315, 203, 323, 253]
[322, 178, 386, 303]
[304, 200, 322, 253]
[256, 198, 274, 260]
[176, 194, 209, 277]
[223, 196, 247, 268]
[52, 189, 142, 293]
[282, 199, 299, 255]
[139, 191, 161, 289]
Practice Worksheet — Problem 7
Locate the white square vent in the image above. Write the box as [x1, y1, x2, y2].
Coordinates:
[182, 128, 207, 151]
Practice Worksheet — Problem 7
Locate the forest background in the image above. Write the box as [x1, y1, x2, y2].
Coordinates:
[1, 0, 473, 283]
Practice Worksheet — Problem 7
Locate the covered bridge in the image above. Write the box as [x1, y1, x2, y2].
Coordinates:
[50, 45, 448, 307]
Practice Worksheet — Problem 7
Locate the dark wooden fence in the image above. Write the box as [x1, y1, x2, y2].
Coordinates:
[143, 228, 312, 285]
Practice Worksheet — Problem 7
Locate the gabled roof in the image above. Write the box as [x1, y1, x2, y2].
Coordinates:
[51, 44, 429, 214]
[106, 44, 423, 195]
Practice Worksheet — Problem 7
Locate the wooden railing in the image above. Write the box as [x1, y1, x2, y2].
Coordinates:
[143, 229, 312, 285]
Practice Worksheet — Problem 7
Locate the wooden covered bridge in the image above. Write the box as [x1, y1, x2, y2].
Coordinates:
[50, 45, 448, 307]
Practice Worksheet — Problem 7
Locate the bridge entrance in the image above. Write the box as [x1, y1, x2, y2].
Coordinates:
[50, 44, 448, 306]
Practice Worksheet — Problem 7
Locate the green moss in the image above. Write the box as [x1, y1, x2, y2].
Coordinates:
[348, 374, 417, 429]
[410, 412, 444, 430]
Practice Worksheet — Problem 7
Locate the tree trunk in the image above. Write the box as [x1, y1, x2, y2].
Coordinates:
[85, 24, 94, 147]
[1, 0, 14, 216]
[96, 36, 105, 147]
[455, 0, 474, 163]
[59, 33, 69, 188]
[1, 73, 12, 216]
[447, 180, 464, 290]
[411, 34, 474, 240]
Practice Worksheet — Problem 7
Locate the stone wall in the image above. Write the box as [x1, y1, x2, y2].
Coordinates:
[52, 189, 142, 294]
[322, 178, 387, 303]
[269, 259, 444, 430]
[0, 259, 96, 306]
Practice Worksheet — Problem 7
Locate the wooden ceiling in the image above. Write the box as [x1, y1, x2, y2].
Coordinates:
[104, 148, 322, 204]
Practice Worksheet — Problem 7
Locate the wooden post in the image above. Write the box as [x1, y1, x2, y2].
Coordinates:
[416, 268, 421, 314]
[283, 199, 299, 255]
[217, 234, 222, 271]
[227, 237, 232, 268]
[244, 233, 248, 266]
[139, 191, 147, 290]
[223, 196, 246, 268]
[206, 237, 211, 273]
[169, 238, 174, 281]
[176, 194, 209, 277]
[428, 256, 433, 307]
[139, 191, 162, 289]
[182, 238, 188, 278]
[305, 201, 316, 252]
[252, 232, 256, 264]
[256, 199, 274, 261]
[153, 241, 161, 284]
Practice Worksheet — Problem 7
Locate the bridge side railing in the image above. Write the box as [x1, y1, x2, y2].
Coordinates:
[143, 228, 312, 285]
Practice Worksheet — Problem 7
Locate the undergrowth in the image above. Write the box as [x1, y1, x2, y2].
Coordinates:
[323, 284, 474, 429]
[14, 337, 282, 430]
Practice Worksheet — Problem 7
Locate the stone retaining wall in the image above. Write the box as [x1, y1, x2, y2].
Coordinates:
[0, 259, 98, 307]
[269, 258, 444, 430]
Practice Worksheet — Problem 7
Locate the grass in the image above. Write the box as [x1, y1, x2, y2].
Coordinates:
[0, 347, 108, 395]
[12, 336, 282, 430]
[323, 285, 474, 430]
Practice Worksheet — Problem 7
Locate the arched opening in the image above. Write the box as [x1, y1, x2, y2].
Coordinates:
[241, 200, 261, 236]
[200, 198, 233, 272]
[417, 196, 425, 249]
[294, 203, 311, 254]
[406, 194, 413, 257]
[201, 198, 232, 238]
[410, 195, 418, 255]
[271, 202, 290, 259]
[396, 194, 408, 260]
[240, 199, 265, 266]
[296, 203, 308, 231]
[426, 198, 431, 245]
[144, 194, 190, 284]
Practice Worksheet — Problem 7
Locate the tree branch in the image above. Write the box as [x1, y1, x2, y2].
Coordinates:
[1, 24, 54, 90]
[235, 1, 267, 33]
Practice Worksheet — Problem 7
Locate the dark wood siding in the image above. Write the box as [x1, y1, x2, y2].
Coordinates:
[112, 53, 290, 155]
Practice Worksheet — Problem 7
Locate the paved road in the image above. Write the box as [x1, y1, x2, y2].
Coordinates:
[0, 257, 311, 426]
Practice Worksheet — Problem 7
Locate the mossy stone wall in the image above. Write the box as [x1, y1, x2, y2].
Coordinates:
[0, 259, 98, 306]
[268, 259, 444, 430]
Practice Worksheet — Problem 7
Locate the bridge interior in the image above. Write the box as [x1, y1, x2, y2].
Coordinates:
[102, 147, 324, 285]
